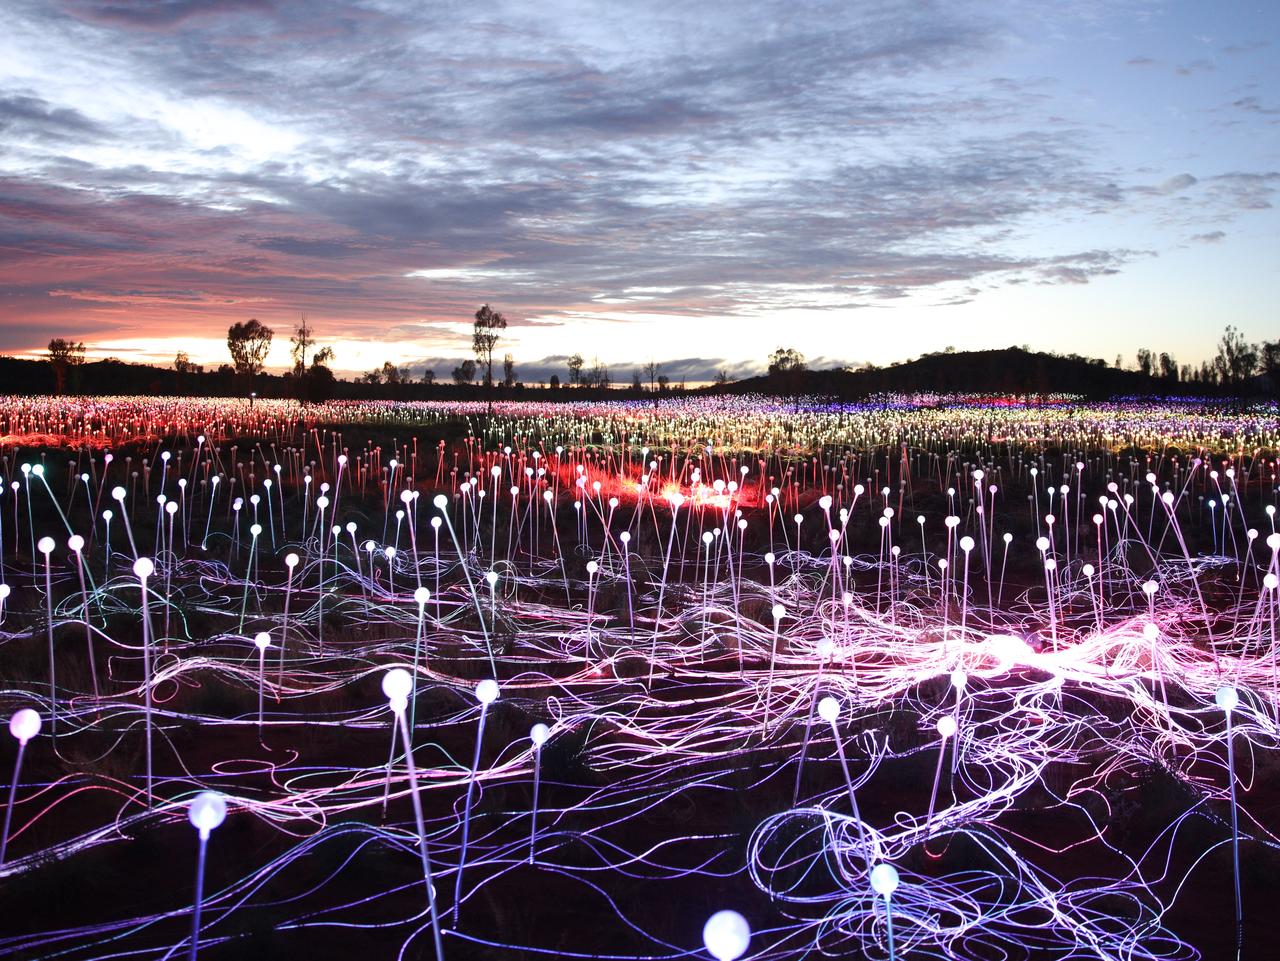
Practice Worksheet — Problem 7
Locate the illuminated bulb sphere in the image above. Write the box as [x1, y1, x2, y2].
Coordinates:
[250, 524, 262, 537]
[937, 715, 958, 738]
[67, 535, 85, 552]
[1142, 580, 1158, 595]
[315, 496, 329, 510]
[37, 536, 54, 554]
[703, 532, 713, 545]
[771, 603, 785, 621]
[817, 638, 834, 659]
[112, 486, 126, 501]
[764, 552, 775, 566]
[31, 465, 43, 478]
[1268, 533, 1280, 551]
[188, 791, 227, 835]
[1035, 537, 1049, 552]
[1265, 574, 1279, 591]
[530, 723, 550, 747]
[414, 586, 431, 606]
[817, 696, 840, 723]
[1002, 532, 1012, 544]
[285, 553, 299, 568]
[869, 862, 900, 897]
[133, 557, 154, 579]
[254, 632, 270, 650]
[842, 591, 853, 606]
[959, 536, 974, 552]
[382, 668, 413, 703]
[702, 910, 750, 961]
[916, 515, 925, 525]
[1082, 563, 1094, 577]
[620, 531, 631, 544]
[433, 494, 449, 510]
[951, 669, 967, 691]
[1143, 623, 1159, 640]
[9, 708, 41, 742]
[0, 585, 10, 601]
[1162, 491, 1174, 506]
[476, 679, 500, 705]
[1215, 685, 1239, 712]
[819, 495, 832, 510]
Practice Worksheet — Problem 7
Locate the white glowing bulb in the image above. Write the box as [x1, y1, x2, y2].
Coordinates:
[9, 708, 41, 743]
[254, 632, 270, 650]
[1216, 685, 1238, 712]
[869, 862, 899, 896]
[133, 557, 154, 579]
[937, 715, 957, 738]
[531, 723, 550, 747]
[702, 911, 750, 961]
[817, 696, 839, 723]
[414, 586, 431, 605]
[382, 668, 412, 703]
[37, 536, 54, 555]
[476, 679, 500, 705]
[188, 791, 227, 837]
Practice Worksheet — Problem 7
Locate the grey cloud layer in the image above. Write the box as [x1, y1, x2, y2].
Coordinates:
[0, 0, 1274, 351]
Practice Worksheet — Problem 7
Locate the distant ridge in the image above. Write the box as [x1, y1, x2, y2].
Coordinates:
[718, 347, 1223, 400]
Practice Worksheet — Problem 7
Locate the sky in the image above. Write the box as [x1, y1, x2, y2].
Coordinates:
[0, 0, 1276, 384]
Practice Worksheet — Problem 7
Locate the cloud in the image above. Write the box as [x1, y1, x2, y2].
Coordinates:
[0, 0, 1274, 365]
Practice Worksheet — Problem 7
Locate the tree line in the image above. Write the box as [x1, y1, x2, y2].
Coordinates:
[33, 319, 1280, 400]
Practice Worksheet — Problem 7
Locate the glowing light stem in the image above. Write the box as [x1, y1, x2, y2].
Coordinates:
[137, 561, 155, 808]
[648, 500, 682, 687]
[452, 699, 491, 925]
[186, 830, 209, 961]
[436, 502, 496, 675]
[41, 547, 57, 735]
[0, 739, 28, 867]
[392, 705, 447, 961]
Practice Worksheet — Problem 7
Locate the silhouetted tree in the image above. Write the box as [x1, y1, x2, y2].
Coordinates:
[452, 359, 477, 385]
[289, 315, 335, 402]
[1135, 348, 1154, 377]
[227, 319, 273, 391]
[549, 374, 561, 390]
[472, 304, 507, 415]
[1159, 352, 1178, 381]
[768, 346, 807, 407]
[1215, 325, 1258, 392]
[502, 353, 516, 388]
[644, 360, 660, 393]
[421, 368, 435, 385]
[47, 338, 86, 395]
[567, 353, 584, 386]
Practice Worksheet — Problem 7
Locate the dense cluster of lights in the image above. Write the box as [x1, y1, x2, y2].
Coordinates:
[0, 393, 1277, 960]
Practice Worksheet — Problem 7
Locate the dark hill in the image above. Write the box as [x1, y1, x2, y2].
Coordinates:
[721, 347, 1207, 400]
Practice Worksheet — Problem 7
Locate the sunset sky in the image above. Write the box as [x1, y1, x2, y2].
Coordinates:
[1, 0, 1276, 383]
